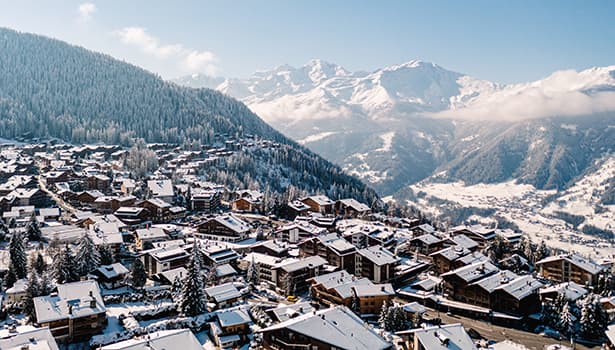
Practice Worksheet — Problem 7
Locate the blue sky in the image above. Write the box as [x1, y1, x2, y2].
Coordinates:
[1, 0, 614, 82]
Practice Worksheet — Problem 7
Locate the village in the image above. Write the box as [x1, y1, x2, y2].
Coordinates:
[0, 138, 614, 350]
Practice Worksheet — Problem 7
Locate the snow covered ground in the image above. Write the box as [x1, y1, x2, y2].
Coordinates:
[410, 175, 615, 259]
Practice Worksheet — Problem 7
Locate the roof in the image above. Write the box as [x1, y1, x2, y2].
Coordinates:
[279, 256, 327, 273]
[0, 327, 59, 350]
[260, 306, 391, 350]
[337, 198, 370, 212]
[606, 324, 615, 347]
[208, 214, 250, 234]
[488, 340, 530, 350]
[268, 302, 315, 322]
[95, 263, 129, 280]
[412, 233, 441, 245]
[470, 270, 519, 293]
[101, 329, 202, 350]
[303, 195, 334, 206]
[441, 261, 499, 283]
[205, 282, 242, 303]
[535, 254, 604, 275]
[539, 282, 588, 301]
[216, 309, 251, 327]
[147, 179, 174, 198]
[34, 280, 105, 323]
[135, 227, 168, 241]
[494, 275, 544, 300]
[430, 246, 470, 261]
[215, 263, 237, 277]
[357, 245, 399, 266]
[397, 323, 477, 350]
[450, 234, 479, 250]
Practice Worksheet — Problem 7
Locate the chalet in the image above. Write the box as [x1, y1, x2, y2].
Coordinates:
[40, 224, 87, 244]
[334, 198, 371, 218]
[119, 178, 136, 195]
[140, 246, 190, 275]
[92, 263, 129, 289]
[411, 223, 436, 235]
[196, 214, 251, 242]
[451, 225, 496, 249]
[260, 306, 391, 350]
[430, 246, 471, 275]
[441, 261, 499, 303]
[276, 256, 327, 295]
[200, 244, 241, 267]
[146, 179, 174, 203]
[86, 174, 111, 193]
[279, 200, 311, 220]
[275, 220, 327, 243]
[0, 327, 59, 350]
[114, 206, 150, 226]
[355, 245, 399, 283]
[43, 171, 70, 186]
[397, 323, 477, 350]
[267, 302, 315, 323]
[491, 275, 544, 316]
[535, 253, 604, 286]
[139, 198, 174, 223]
[340, 223, 396, 249]
[5, 279, 28, 304]
[299, 233, 356, 272]
[250, 240, 289, 257]
[8, 188, 47, 207]
[33, 280, 106, 341]
[231, 189, 263, 212]
[100, 329, 202, 350]
[190, 188, 221, 212]
[204, 282, 245, 309]
[308, 270, 394, 315]
[135, 227, 169, 249]
[75, 190, 104, 206]
[408, 233, 444, 255]
[539, 281, 588, 302]
[300, 195, 334, 215]
[443, 234, 479, 251]
[209, 308, 252, 349]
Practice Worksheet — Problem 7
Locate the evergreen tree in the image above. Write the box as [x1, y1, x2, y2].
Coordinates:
[378, 300, 389, 329]
[246, 256, 259, 288]
[351, 292, 361, 315]
[558, 301, 577, 337]
[283, 273, 296, 296]
[23, 271, 41, 320]
[540, 300, 560, 329]
[9, 232, 28, 283]
[75, 233, 100, 276]
[4, 269, 17, 289]
[26, 212, 42, 241]
[390, 306, 409, 332]
[0, 219, 8, 241]
[53, 244, 79, 284]
[98, 244, 115, 265]
[180, 243, 207, 316]
[579, 294, 609, 339]
[32, 251, 46, 275]
[39, 272, 54, 296]
[130, 259, 147, 289]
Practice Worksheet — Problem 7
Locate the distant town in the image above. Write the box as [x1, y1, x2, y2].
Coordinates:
[0, 137, 613, 350]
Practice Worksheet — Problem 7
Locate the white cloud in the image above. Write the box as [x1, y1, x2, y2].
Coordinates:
[113, 26, 218, 75]
[78, 2, 97, 22]
[433, 66, 615, 121]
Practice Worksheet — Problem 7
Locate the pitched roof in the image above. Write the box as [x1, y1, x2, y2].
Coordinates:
[357, 245, 399, 265]
[441, 261, 499, 283]
[536, 254, 604, 275]
[260, 306, 390, 350]
[34, 280, 105, 323]
[101, 329, 202, 350]
[0, 327, 59, 350]
[397, 323, 477, 350]
[494, 275, 544, 300]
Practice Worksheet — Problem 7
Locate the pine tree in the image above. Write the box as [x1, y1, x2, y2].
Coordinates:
[23, 271, 41, 320]
[283, 273, 296, 296]
[39, 272, 53, 296]
[53, 244, 79, 284]
[32, 252, 46, 275]
[180, 243, 207, 316]
[540, 300, 559, 329]
[130, 259, 147, 289]
[579, 294, 609, 339]
[9, 232, 28, 283]
[558, 301, 577, 337]
[0, 219, 8, 241]
[378, 300, 389, 329]
[75, 233, 100, 276]
[246, 256, 259, 288]
[98, 244, 115, 265]
[26, 212, 42, 241]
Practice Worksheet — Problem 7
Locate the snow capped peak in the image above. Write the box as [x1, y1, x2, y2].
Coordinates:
[303, 59, 350, 82]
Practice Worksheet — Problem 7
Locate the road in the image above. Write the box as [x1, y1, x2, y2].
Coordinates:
[420, 307, 598, 350]
[36, 171, 77, 215]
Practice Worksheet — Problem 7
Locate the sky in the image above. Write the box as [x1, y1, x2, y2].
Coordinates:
[1, 0, 614, 83]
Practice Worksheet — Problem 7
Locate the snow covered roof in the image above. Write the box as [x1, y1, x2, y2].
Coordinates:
[215, 263, 237, 277]
[209, 214, 250, 234]
[450, 234, 479, 250]
[101, 329, 202, 350]
[260, 306, 390, 350]
[430, 246, 470, 261]
[205, 282, 242, 303]
[158, 267, 188, 283]
[535, 253, 604, 275]
[0, 327, 59, 350]
[402, 302, 426, 314]
[539, 281, 588, 301]
[216, 309, 251, 327]
[397, 323, 477, 350]
[470, 270, 519, 293]
[441, 261, 499, 283]
[337, 198, 370, 212]
[357, 245, 399, 265]
[95, 263, 129, 280]
[412, 233, 441, 245]
[135, 227, 168, 241]
[279, 255, 327, 273]
[147, 179, 174, 198]
[456, 251, 489, 266]
[494, 275, 544, 300]
[34, 280, 105, 323]
[488, 340, 530, 350]
[269, 302, 315, 322]
[6, 278, 28, 294]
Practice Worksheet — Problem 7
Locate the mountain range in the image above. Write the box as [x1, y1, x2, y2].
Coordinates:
[174, 59, 615, 197]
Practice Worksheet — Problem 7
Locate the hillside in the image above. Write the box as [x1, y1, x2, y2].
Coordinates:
[0, 28, 378, 204]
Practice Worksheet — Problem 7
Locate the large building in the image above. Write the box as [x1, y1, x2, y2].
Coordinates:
[33, 280, 106, 341]
[536, 254, 604, 286]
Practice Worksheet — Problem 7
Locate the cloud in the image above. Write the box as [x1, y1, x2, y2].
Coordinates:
[78, 2, 97, 22]
[432, 67, 615, 121]
[113, 27, 218, 75]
